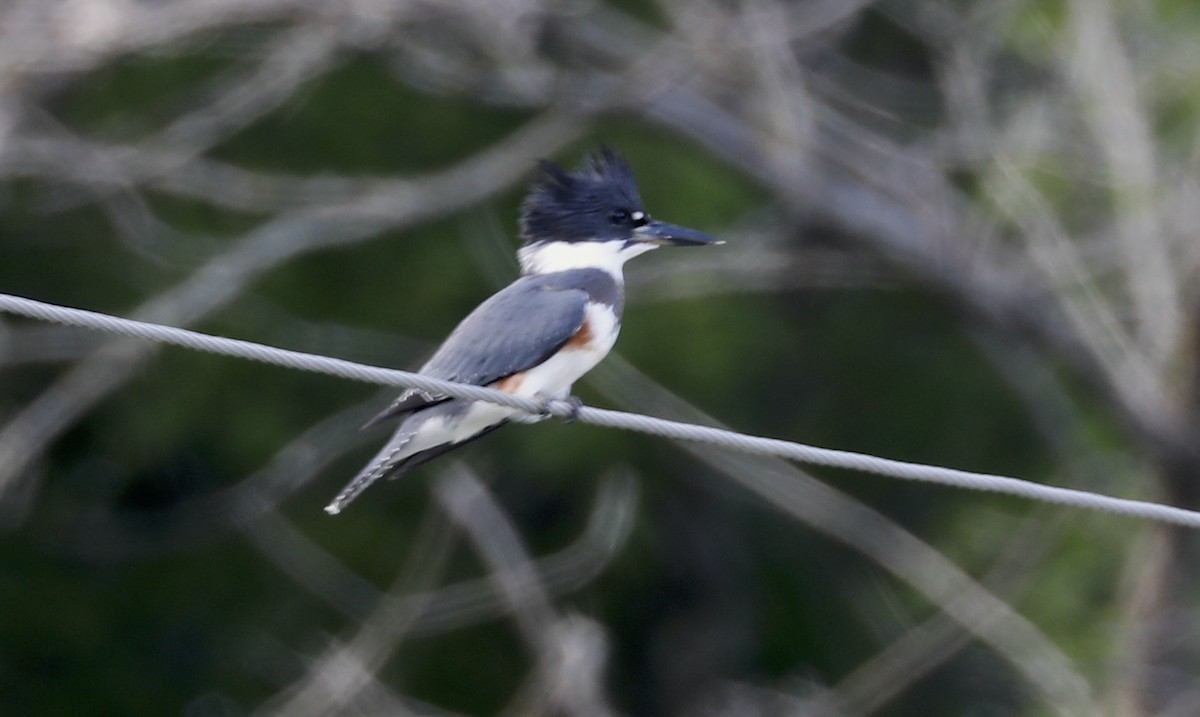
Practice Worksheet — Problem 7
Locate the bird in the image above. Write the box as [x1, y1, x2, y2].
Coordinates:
[324, 147, 721, 514]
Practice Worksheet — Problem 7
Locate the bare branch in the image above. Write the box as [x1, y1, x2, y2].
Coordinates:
[0, 111, 589, 511]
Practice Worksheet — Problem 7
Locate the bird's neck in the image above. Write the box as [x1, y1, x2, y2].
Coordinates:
[518, 239, 656, 279]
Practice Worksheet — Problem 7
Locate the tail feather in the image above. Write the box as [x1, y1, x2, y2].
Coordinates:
[383, 422, 506, 479]
[361, 389, 448, 430]
[324, 422, 509, 515]
[324, 430, 416, 515]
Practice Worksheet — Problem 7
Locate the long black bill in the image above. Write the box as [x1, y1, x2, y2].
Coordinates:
[634, 220, 723, 246]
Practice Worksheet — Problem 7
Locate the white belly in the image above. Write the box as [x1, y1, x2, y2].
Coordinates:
[406, 302, 620, 447]
[510, 302, 619, 399]
[405, 402, 515, 453]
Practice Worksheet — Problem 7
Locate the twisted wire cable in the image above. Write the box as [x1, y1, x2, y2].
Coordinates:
[3, 292, 1198, 528]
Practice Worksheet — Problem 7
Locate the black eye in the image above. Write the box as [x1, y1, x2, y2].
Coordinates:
[609, 209, 630, 225]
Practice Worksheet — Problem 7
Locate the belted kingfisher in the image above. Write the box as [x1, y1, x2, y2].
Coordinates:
[324, 147, 721, 514]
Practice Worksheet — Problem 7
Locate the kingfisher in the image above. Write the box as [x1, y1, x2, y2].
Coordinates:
[324, 147, 721, 514]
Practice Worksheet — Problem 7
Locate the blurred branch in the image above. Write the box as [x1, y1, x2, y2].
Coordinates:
[0, 111, 590, 517]
[588, 354, 1098, 717]
[551, 4, 1198, 474]
[254, 492, 459, 717]
[409, 472, 636, 639]
[628, 217, 896, 300]
[49, 392, 388, 560]
[1, 133, 384, 212]
[0, 0, 310, 79]
[827, 516, 1066, 716]
[1066, 0, 1180, 368]
[435, 465, 616, 717]
[0, 324, 102, 366]
[156, 20, 343, 153]
[246, 471, 637, 632]
[247, 469, 631, 716]
[821, 323, 1113, 715]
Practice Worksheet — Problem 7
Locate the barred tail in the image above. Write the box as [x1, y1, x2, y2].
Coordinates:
[324, 432, 416, 515]
[323, 422, 508, 515]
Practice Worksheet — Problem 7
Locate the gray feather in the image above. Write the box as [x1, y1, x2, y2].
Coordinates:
[362, 273, 594, 427]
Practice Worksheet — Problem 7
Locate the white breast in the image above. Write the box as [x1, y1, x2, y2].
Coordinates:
[403, 303, 621, 446]
[508, 302, 620, 400]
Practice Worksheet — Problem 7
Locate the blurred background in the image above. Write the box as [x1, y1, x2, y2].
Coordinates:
[2, 1, 1199, 715]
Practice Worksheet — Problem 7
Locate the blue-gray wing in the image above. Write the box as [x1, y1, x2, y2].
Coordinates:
[363, 275, 588, 427]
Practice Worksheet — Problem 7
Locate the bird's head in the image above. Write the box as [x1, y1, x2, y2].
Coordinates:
[518, 147, 721, 276]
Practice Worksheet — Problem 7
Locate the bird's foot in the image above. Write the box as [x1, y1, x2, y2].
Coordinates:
[557, 395, 583, 423]
[530, 393, 583, 423]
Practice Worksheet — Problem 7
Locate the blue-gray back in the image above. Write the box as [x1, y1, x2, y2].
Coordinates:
[364, 269, 621, 427]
